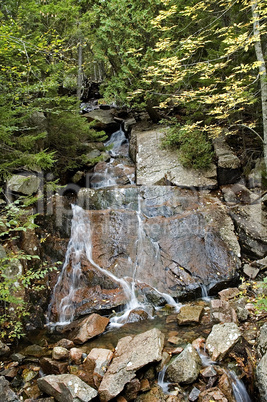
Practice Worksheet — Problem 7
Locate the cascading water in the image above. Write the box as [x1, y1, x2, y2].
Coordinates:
[90, 126, 134, 189]
[230, 371, 252, 402]
[48, 205, 135, 326]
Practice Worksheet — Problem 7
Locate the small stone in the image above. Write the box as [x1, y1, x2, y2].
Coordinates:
[23, 344, 46, 358]
[218, 287, 240, 301]
[165, 344, 202, 384]
[140, 379, 150, 392]
[69, 347, 84, 365]
[177, 305, 204, 325]
[72, 314, 110, 344]
[168, 336, 180, 345]
[189, 387, 201, 401]
[55, 338, 74, 349]
[200, 366, 217, 378]
[40, 357, 68, 375]
[198, 386, 228, 401]
[37, 374, 98, 402]
[10, 353, 25, 363]
[243, 264, 260, 279]
[22, 368, 38, 382]
[52, 346, 69, 361]
[171, 347, 184, 355]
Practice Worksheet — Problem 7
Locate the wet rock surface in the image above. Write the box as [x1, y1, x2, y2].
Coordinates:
[50, 186, 241, 321]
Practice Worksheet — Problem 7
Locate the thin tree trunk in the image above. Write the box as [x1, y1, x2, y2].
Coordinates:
[77, 42, 83, 100]
[251, 0, 267, 171]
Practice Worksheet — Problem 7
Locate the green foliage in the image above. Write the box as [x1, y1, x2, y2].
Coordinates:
[255, 277, 267, 313]
[45, 107, 107, 174]
[161, 121, 214, 169]
[0, 197, 59, 341]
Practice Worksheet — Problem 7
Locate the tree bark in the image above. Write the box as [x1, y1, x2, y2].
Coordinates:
[77, 42, 83, 100]
[251, 0, 267, 171]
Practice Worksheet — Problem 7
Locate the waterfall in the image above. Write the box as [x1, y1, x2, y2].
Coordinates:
[229, 371, 252, 402]
[104, 126, 127, 156]
[157, 365, 170, 394]
[48, 205, 134, 326]
[200, 283, 210, 302]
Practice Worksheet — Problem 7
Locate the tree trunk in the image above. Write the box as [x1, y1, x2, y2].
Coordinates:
[77, 42, 83, 100]
[251, 0, 267, 172]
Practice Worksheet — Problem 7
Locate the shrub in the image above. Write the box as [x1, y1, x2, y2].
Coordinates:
[161, 122, 214, 169]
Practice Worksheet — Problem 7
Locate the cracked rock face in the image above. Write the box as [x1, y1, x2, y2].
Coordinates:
[51, 186, 241, 321]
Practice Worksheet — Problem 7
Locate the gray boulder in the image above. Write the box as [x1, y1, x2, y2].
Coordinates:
[212, 135, 241, 185]
[83, 109, 117, 129]
[0, 340, 10, 357]
[230, 203, 267, 258]
[7, 174, 40, 195]
[37, 374, 98, 402]
[165, 344, 202, 384]
[257, 323, 267, 357]
[206, 323, 241, 361]
[135, 127, 217, 189]
[0, 376, 19, 401]
[256, 352, 267, 401]
[98, 328, 164, 401]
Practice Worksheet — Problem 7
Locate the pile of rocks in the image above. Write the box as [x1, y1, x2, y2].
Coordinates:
[0, 287, 267, 401]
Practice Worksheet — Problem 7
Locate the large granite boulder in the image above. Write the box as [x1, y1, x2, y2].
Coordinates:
[7, 174, 41, 196]
[98, 328, 164, 401]
[50, 186, 241, 321]
[135, 127, 217, 188]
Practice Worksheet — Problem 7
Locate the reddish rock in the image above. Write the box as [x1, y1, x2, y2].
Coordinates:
[72, 314, 110, 344]
[211, 299, 238, 323]
[140, 379, 150, 392]
[87, 348, 113, 388]
[69, 347, 84, 365]
[192, 337, 205, 351]
[199, 387, 228, 401]
[124, 378, 141, 400]
[40, 357, 68, 375]
[127, 309, 149, 323]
